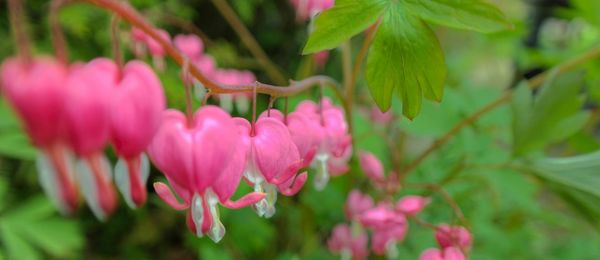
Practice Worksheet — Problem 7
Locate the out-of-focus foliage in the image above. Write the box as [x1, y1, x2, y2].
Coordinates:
[0, 0, 599, 259]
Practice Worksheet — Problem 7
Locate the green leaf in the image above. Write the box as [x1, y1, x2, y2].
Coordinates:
[403, 0, 512, 33]
[511, 72, 590, 156]
[302, 0, 388, 54]
[532, 151, 600, 199]
[366, 6, 447, 118]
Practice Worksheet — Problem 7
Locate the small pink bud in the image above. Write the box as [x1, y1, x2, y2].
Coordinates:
[358, 151, 384, 182]
[174, 34, 204, 59]
[345, 190, 373, 220]
[435, 224, 473, 250]
[396, 195, 430, 216]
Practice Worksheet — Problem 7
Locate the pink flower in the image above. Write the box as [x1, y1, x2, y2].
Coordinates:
[110, 61, 165, 208]
[314, 51, 329, 68]
[435, 225, 472, 251]
[174, 34, 204, 59]
[419, 247, 466, 260]
[295, 98, 351, 190]
[0, 57, 78, 215]
[358, 151, 384, 182]
[261, 109, 320, 169]
[132, 28, 170, 70]
[396, 195, 430, 216]
[327, 224, 368, 260]
[370, 106, 394, 124]
[214, 69, 256, 113]
[360, 203, 408, 256]
[345, 190, 373, 220]
[234, 116, 305, 217]
[149, 106, 265, 242]
[64, 58, 120, 221]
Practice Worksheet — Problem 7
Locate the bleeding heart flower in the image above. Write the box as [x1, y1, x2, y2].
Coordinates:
[214, 69, 256, 113]
[358, 150, 385, 182]
[360, 203, 408, 257]
[130, 27, 148, 58]
[327, 223, 369, 260]
[396, 195, 430, 216]
[345, 190, 374, 220]
[149, 107, 265, 242]
[295, 98, 351, 190]
[174, 34, 204, 59]
[419, 247, 466, 260]
[234, 116, 305, 218]
[435, 225, 472, 251]
[137, 28, 170, 71]
[64, 58, 119, 221]
[110, 60, 165, 209]
[0, 57, 78, 215]
[290, 0, 334, 21]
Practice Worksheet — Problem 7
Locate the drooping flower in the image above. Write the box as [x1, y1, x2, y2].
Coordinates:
[435, 225, 472, 251]
[360, 203, 408, 257]
[132, 28, 170, 71]
[0, 57, 79, 215]
[234, 116, 305, 218]
[174, 34, 204, 59]
[295, 98, 351, 190]
[345, 190, 373, 220]
[63, 58, 119, 221]
[327, 224, 369, 260]
[149, 107, 264, 242]
[359, 150, 385, 182]
[110, 60, 165, 208]
[214, 69, 256, 113]
[396, 195, 430, 216]
[419, 247, 466, 260]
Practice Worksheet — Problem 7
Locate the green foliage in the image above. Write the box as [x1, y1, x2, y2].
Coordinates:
[511, 72, 590, 156]
[302, 0, 388, 54]
[0, 100, 36, 160]
[403, 0, 512, 33]
[366, 4, 446, 118]
[0, 194, 83, 259]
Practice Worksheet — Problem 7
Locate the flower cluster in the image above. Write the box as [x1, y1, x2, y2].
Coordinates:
[328, 151, 471, 259]
[0, 56, 165, 220]
[173, 33, 256, 113]
[149, 97, 351, 242]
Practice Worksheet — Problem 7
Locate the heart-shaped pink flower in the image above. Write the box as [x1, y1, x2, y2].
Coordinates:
[0, 57, 80, 215]
[345, 190, 373, 220]
[234, 116, 305, 217]
[64, 58, 119, 220]
[149, 106, 265, 242]
[419, 247, 465, 260]
[327, 223, 369, 260]
[110, 60, 165, 208]
[435, 225, 472, 251]
[396, 195, 430, 216]
[359, 150, 385, 182]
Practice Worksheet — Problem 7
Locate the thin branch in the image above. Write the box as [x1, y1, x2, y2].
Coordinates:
[82, 0, 341, 98]
[209, 0, 288, 85]
[50, 0, 69, 63]
[401, 45, 600, 176]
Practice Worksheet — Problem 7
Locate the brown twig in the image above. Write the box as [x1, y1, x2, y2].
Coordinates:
[82, 0, 342, 98]
[8, 0, 31, 63]
[50, 0, 69, 63]
[111, 14, 122, 70]
[208, 0, 288, 85]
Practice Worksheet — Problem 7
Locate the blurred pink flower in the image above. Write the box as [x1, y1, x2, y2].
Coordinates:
[396, 195, 430, 216]
[359, 150, 385, 182]
[174, 34, 204, 59]
[327, 224, 369, 260]
[370, 106, 394, 124]
[435, 224, 473, 250]
[345, 190, 373, 220]
[419, 247, 466, 260]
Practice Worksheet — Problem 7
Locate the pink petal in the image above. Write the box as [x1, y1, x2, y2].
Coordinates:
[153, 182, 189, 210]
[222, 191, 266, 209]
[174, 34, 204, 58]
[111, 60, 165, 158]
[419, 248, 444, 260]
[278, 171, 307, 196]
[396, 195, 430, 216]
[252, 117, 301, 183]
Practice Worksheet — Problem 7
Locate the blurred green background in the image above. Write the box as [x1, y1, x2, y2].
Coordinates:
[1, 0, 600, 259]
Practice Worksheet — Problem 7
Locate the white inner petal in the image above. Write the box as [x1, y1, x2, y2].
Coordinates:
[193, 81, 206, 101]
[205, 189, 225, 243]
[36, 151, 68, 215]
[114, 157, 133, 208]
[219, 94, 234, 112]
[235, 97, 250, 114]
[191, 193, 205, 238]
[313, 152, 330, 191]
[385, 239, 398, 260]
[76, 158, 106, 221]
